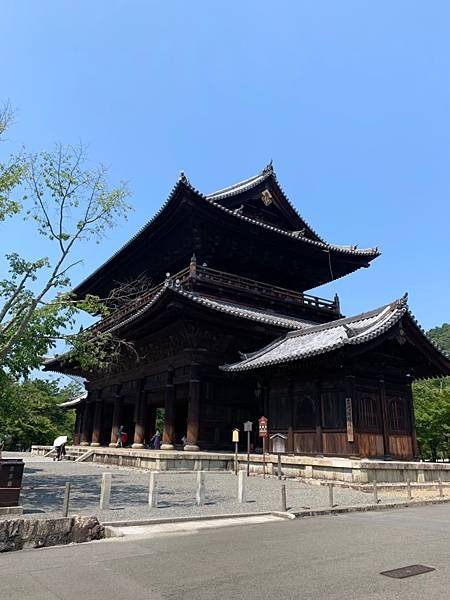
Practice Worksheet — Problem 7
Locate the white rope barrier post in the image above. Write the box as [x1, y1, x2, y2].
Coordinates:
[148, 472, 158, 508]
[99, 473, 111, 510]
[372, 481, 379, 505]
[328, 483, 334, 508]
[62, 482, 71, 517]
[238, 469, 246, 503]
[281, 484, 287, 512]
[196, 471, 205, 506]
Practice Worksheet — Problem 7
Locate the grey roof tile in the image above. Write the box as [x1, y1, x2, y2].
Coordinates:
[221, 295, 449, 372]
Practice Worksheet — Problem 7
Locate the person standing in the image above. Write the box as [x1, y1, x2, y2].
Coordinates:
[116, 425, 124, 448]
[150, 430, 161, 450]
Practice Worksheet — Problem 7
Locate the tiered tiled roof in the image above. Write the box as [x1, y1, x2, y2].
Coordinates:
[221, 295, 450, 372]
[106, 283, 315, 334]
[73, 164, 379, 296]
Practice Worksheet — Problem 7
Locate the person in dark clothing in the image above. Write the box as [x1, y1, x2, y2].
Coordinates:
[150, 430, 161, 450]
[116, 425, 124, 448]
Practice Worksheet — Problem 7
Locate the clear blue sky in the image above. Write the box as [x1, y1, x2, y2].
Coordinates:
[1, 0, 449, 332]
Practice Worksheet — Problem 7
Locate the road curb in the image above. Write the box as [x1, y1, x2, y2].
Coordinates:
[102, 496, 450, 534]
[102, 510, 293, 528]
[292, 495, 450, 518]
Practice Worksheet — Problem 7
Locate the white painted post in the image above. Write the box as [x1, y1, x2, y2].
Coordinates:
[328, 483, 334, 508]
[406, 479, 412, 501]
[281, 484, 287, 512]
[373, 481, 379, 504]
[99, 473, 111, 510]
[238, 469, 246, 503]
[196, 471, 205, 506]
[62, 482, 71, 517]
[148, 471, 158, 508]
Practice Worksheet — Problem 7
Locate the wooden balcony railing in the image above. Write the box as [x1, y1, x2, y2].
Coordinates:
[90, 260, 340, 333]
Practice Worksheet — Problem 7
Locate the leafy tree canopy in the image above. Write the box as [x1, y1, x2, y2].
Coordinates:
[0, 102, 133, 378]
[0, 372, 77, 450]
[413, 323, 450, 460]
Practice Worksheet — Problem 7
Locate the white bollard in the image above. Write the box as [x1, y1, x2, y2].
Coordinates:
[148, 471, 158, 508]
[99, 473, 111, 510]
[196, 471, 205, 506]
[238, 469, 246, 503]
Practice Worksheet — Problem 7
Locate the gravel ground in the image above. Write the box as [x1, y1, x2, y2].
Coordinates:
[1, 452, 442, 521]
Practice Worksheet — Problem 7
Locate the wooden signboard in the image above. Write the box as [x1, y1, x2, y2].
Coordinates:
[258, 416, 268, 438]
[345, 397, 354, 442]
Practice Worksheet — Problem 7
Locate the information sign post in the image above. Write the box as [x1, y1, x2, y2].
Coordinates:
[258, 416, 268, 479]
[243, 421, 252, 477]
[232, 428, 239, 475]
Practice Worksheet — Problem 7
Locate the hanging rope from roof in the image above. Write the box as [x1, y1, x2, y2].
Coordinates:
[327, 248, 335, 281]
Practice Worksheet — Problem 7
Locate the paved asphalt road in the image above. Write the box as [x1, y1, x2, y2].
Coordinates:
[1, 504, 449, 600]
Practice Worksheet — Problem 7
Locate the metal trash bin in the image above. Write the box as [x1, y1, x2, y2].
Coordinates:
[0, 459, 24, 507]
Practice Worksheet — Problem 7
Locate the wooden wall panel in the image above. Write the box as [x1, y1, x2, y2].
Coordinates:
[356, 433, 384, 458]
[389, 434, 413, 459]
[293, 432, 319, 454]
[322, 432, 351, 456]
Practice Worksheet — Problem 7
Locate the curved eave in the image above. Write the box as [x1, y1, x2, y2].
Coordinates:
[221, 298, 450, 375]
[73, 173, 379, 297]
[106, 284, 312, 335]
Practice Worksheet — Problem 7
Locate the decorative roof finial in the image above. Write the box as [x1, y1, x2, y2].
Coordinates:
[179, 170, 189, 185]
[262, 159, 274, 175]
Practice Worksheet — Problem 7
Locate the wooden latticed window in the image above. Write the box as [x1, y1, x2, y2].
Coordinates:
[321, 390, 346, 429]
[294, 394, 316, 429]
[357, 392, 381, 431]
[389, 396, 408, 432]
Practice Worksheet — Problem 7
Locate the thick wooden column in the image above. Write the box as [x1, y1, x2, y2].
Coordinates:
[185, 362, 200, 451]
[132, 384, 146, 449]
[345, 375, 358, 457]
[91, 400, 103, 446]
[314, 380, 324, 456]
[287, 378, 294, 454]
[379, 376, 391, 459]
[73, 406, 82, 445]
[109, 397, 123, 447]
[161, 367, 175, 450]
[80, 401, 91, 446]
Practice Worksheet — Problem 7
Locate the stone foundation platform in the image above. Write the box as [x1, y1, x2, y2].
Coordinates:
[31, 445, 450, 484]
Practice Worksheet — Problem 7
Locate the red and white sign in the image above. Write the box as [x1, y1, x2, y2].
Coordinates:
[258, 416, 268, 438]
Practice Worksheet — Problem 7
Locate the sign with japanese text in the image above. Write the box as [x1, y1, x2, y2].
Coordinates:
[345, 397, 354, 442]
[258, 416, 268, 438]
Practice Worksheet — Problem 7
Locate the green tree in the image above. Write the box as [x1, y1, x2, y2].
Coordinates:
[413, 323, 450, 460]
[0, 104, 132, 377]
[0, 373, 77, 450]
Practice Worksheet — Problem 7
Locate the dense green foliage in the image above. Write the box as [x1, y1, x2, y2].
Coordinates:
[427, 323, 450, 354]
[0, 374, 77, 450]
[413, 323, 450, 460]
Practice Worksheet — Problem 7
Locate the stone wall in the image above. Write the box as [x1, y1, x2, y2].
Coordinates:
[31, 445, 450, 484]
[0, 515, 104, 553]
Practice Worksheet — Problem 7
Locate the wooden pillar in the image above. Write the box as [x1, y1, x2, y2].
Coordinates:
[287, 377, 294, 454]
[109, 397, 123, 447]
[314, 380, 324, 456]
[406, 377, 419, 460]
[161, 367, 175, 450]
[185, 362, 200, 451]
[80, 401, 91, 446]
[379, 376, 391, 459]
[132, 383, 146, 449]
[73, 406, 82, 445]
[91, 400, 103, 446]
[345, 375, 358, 457]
